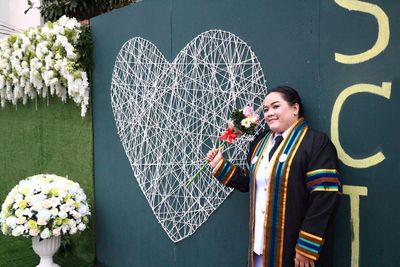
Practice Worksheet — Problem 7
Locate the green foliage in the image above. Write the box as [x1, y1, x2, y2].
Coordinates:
[77, 26, 93, 73]
[26, 0, 138, 22]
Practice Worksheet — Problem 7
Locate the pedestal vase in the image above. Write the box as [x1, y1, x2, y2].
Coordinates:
[32, 236, 61, 267]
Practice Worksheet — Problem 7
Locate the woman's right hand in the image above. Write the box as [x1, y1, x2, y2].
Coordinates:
[206, 148, 224, 169]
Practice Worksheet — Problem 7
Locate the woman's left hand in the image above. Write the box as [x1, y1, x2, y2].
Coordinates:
[294, 252, 315, 267]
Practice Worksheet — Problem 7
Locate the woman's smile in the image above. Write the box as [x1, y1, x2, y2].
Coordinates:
[263, 92, 299, 133]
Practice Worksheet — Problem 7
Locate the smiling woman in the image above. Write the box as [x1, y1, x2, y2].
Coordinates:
[263, 87, 303, 133]
[207, 86, 342, 267]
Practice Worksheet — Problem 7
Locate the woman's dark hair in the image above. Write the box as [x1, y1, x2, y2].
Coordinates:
[266, 86, 304, 117]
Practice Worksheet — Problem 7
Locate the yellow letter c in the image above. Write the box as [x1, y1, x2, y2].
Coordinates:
[331, 82, 392, 168]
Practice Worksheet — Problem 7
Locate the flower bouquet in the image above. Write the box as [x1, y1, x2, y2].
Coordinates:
[0, 174, 90, 240]
[187, 106, 260, 185]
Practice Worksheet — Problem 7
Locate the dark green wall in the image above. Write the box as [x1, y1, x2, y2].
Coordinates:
[91, 0, 400, 266]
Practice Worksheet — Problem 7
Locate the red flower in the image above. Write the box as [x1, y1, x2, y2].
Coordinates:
[218, 128, 237, 143]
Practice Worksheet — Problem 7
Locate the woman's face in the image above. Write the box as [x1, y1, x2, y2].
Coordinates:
[263, 92, 299, 133]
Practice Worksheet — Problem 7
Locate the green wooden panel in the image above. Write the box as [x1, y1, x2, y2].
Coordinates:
[92, 0, 400, 266]
[320, 1, 400, 266]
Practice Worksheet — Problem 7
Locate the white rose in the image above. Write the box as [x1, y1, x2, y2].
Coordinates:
[58, 189, 67, 198]
[41, 199, 52, 209]
[50, 208, 59, 217]
[52, 228, 61, 237]
[68, 219, 76, 227]
[22, 208, 33, 218]
[60, 204, 70, 212]
[72, 211, 81, 220]
[66, 199, 75, 207]
[58, 211, 67, 219]
[78, 204, 90, 215]
[77, 223, 86, 231]
[16, 216, 27, 225]
[13, 193, 23, 202]
[50, 196, 61, 207]
[11, 225, 25, 236]
[31, 203, 41, 211]
[4, 197, 14, 207]
[61, 225, 69, 234]
[75, 193, 87, 202]
[69, 227, 77, 235]
[40, 228, 51, 239]
[6, 216, 17, 228]
[31, 194, 46, 205]
[37, 217, 47, 226]
[29, 228, 39, 237]
[37, 209, 51, 221]
[15, 209, 24, 218]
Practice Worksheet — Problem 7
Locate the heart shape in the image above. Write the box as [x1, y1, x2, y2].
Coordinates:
[111, 30, 267, 242]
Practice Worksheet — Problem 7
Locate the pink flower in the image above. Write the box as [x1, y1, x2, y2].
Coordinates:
[251, 113, 260, 124]
[242, 106, 254, 117]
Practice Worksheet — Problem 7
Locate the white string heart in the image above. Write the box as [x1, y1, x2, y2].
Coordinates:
[111, 29, 267, 242]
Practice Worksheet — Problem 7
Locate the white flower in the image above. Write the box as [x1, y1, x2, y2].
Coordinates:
[58, 211, 68, 219]
[78, 204, 90, 215]
[0, 174, 90, 239]
[52, 227, 61, 236]
[61, 225, 69, 234]
[37, 217, 47, 226]
[50, 208, 59, 217]
[29, 228, 39, 236]
[40, 228, 51, 239]
[50, 196, 61, 208]
[6, 216, 17, 228]
[15, 209, 24, 218]
[41, 199, 52, 209]
[72, 211, 81, 220]
[69, 227, 78, 235]
[66, 199, 75, 207]
[12, 225, 25, 236]
[241, 117, 252, 128]
[16, 216, 27, 225]
[60, 204, 70, 213]
[68, 219, 76, 227]
[0, 16, 90, 116]
[77, 223, 86, 231]
[13, 193, 23, 203]
[31, 203, 42, 212]
[22, 208, 33, 218]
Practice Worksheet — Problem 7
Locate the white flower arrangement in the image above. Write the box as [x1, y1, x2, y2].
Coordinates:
[0, 16, 90, 117]
[0, 174, 90, 239]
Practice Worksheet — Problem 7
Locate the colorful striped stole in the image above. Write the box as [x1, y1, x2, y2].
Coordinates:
[247, 118, 308, 267]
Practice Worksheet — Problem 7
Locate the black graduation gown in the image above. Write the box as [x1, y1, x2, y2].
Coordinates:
[212, 118, 341, 267]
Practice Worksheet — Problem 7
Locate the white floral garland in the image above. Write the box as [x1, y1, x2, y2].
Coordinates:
[0, 16, 90, 117]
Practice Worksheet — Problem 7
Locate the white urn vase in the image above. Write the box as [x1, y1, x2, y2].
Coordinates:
[32, 236, 61, 267]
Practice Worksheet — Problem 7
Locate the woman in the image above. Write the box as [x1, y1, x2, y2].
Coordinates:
[207, 86, 341, 267]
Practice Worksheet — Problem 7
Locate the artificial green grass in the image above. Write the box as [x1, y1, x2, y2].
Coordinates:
[0, 98, 95, 267]
[0, 235, 93, 267]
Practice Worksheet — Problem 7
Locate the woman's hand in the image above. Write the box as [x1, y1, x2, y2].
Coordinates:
[294, 252, 315, 267]
[206, 148, 224, 169]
